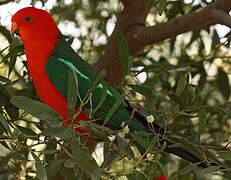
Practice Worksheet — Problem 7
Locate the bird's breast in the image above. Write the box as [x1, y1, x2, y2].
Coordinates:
[26, 49, 69, 121]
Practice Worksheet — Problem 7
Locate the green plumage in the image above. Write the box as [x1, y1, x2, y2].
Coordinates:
[45, 35, 146, 132]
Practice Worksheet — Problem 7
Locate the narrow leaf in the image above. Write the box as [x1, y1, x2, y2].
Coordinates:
[61, 167, 76, 180]
[46, 159, 63, 180]
[199, 109, 206, 142]
[93, 81, 108, 114]
[0, 114, 12, 135]
[67, 71, 78, 119]
[31, 152, 48, 180]
[116, 135, 134, 159]
[0, 75, 11, 83]
[42, 127, 73, 141]
[217, 67, 230, 99]
[8, 53, 17, 77]
[15, 125, 37, 137]
[117, 31, 130, 76]
[130, 132, 148, 150]
[212, 30, 220, 49]
[157, 0, 167, 15]
[176, 74, 186, 96]
[103, 96, 123, 126]
[177, 162, 200, 175]
[219, 151, 231, 161]
[0, 83, 12, 98]
[10, 96, 63, 127]
[168, 94, 184, 107]
[129, 84, 153, 96]
[202, 165, 222, 173]
[0, 153, 11, 168]
[149, 135, 159, 151]
[181, 138, 203, 160]
[71, 136, 100, 177]
[102, 152, 120, 168]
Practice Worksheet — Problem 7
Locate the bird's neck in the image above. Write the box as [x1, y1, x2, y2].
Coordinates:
[24, 39, 60, 81]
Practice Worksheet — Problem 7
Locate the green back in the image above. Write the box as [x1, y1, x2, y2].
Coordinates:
[45, 35, 146, 131]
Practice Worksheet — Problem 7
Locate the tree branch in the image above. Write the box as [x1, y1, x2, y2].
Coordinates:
[127, 0, 231, 53]
[94, 0, 155, 87]
[211, 9, 231, 27]
[94, 0, 231, 87]
[0, 0, 15, 6]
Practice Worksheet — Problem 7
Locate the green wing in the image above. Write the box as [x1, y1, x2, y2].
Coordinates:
[45, 36, 146, 131]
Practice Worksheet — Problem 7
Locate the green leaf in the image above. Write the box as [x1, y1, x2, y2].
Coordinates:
[198, 66, 207, 89]
[71, 136, 100, 177]
[201, 165, 222, 173]
[42, 149, 60, 155]
[46, 159, 63, 180]
[86, 70, 106, 96]
[128, 84, 153, 96]
[63, 158, 77, 168]
[117, 31, 130, 76]
[102, 151, 120, 168]
[187, 30, 200, 47]
[15, 124, 37, 137]
[42, 127, 73, 141]
[212, 30, 220, 49]
[93, 81, 108, 114]
[116, 135, 134, 159]
[130, 132, 148, 150]
[0, 75, 11, 83]
[0, 153, 11, 168]
[43, 140, 58, 163]
[158, 162, 168, 177]
[218, 151, 231, 161]
[60, 167, 76, 180]
[103, 96, 123, 126]
[10, 96, 63, 127]
[177, 162, 200, 175]
[181, 138, 203, 160]
[79, 120, 114, 134]
[168, 94, 184, 107]
[157, 0, 167, 15]
[176, 74, 186, 96]
[0, 114, 12, 135]
[199, 109, 206, 141]
[31, 152, 48, 180]
[0, 83, 12, 98]
[217, 67, 230, 99]
[8, 52, 17, 77]
[149, 135, 159, 151]
[0, 46, 9, 55]
[127, 171, 146, 180]
[67, 37, 75, 46]
[67, 71, 78, 119]
[7, 41, 24, 77]
[170, 37, 176, 53]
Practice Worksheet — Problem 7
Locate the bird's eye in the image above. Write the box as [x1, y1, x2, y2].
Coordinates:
[25, 16, 31, 22]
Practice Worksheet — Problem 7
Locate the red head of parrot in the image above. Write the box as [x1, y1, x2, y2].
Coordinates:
[11, 7, 60, 46]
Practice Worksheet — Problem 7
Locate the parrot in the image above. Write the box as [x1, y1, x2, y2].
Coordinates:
[10, 7, 215, 178]
[11, 7, 149, 133]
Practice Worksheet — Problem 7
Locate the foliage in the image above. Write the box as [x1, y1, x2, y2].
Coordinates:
[0, 0, 231, 179]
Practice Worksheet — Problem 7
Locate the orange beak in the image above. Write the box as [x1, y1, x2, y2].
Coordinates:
[11, 21, 20, 35]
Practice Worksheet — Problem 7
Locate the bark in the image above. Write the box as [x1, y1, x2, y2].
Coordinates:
[94, 0, 231, 87]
